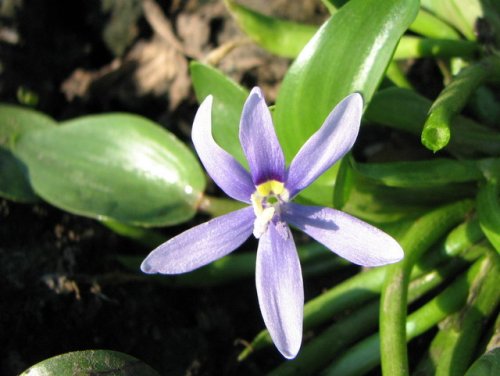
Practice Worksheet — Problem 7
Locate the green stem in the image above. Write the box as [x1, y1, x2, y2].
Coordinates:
[269, 244, 484, 376]
[323, 255, 492, 375]
[417, 251, 500, 375]
[477, 180, 500, 253]
[365, 87, 500, 157]
[386, 61, 414, 89]
[379, 199, 475, 376]
[422, 56, 500, 152]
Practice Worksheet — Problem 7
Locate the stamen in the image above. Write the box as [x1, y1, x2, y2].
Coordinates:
[251, 180, 290, 238]
[256, 180, 285, 196]
[253, 207, 275, 238]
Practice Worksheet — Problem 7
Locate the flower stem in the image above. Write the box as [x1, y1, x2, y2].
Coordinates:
[269, 243, 484, 376]
[379, 199, 474, 376]
[323, 254, 492, 375]
[415, 250, 500, 375]
[421, 56, 500, 152]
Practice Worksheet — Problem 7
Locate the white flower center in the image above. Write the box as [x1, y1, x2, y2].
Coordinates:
[250, 180, 289, 238]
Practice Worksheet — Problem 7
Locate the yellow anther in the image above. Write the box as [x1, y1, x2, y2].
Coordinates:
[256, 180, 285, 196]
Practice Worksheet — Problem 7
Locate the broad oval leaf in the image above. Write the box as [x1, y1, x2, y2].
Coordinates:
[13, 113, 206, 227]
[0, 104, 57, 202]
[0, 148, 39, 202]
[189, 61, 248, 165]
[0, 103, 57, 148]
[273, 0, 418, 204]
[20, 349, 160, 376]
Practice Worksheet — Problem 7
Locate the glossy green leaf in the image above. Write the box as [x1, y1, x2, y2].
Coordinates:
[342, 166, 475, 224]
[0, 148, 38, 202]
[20, 349, 159, 376]
[273, 0, 418, 204]
[393, 37, 477, 60]
[0, 104, 57, 202]
[189, 61, 248, 165]
[477, 181, 500, 254]
[354, 159, 483, 188]
[224, 0, 318, 58]
[365, 87, 500, 157]
[410, 8, 462, 39]
[13, 113, 205, 227]
[0, 103, 56, 148]
[325, 0, 463, 40]
[421, 0, 482, 40]
[227, 1, 462, 64]
[465, 348, 500, 376]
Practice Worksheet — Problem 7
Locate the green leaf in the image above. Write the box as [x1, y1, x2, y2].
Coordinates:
[393, 37, 477, 60]
[273, 0, 419, 204]
[189, 61, 249, 165]
[418, 251, 500, 375]
[477, 181, 500, 254]
[13, 113, 205, 227]
[0, 103, 57, 148]
[224, 0, 319, 58]
[354, 159, 483, 188]
[0, 148, 38, 202]
[421, 57, 500, 152]
[365, 87, 500, 157]
[332, 157, 354, 209]
[0, 104, 57, 202]
[20, 349, 160, 376]
[465, 348, 500, 376]
[421, 0, 482, 41]
[410, 8, 462, 39]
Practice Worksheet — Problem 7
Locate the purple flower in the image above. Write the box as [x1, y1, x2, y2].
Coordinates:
[141, 87, 404, 359]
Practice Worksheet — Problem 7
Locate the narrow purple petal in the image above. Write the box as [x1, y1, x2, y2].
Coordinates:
[256, 221, 303, 359]
[286, 93, 363, 197]
[192, 95, 254, 203]
[240, 87, 286, 185]
[283, 203, 404, 266]
[141, 207, 254, 274]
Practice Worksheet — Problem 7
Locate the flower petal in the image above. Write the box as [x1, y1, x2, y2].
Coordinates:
[240, 87, 286, 185]
[286, 93, 363, 197]
[192, 95, 254, 203]
[256, 221, 303, 359]
[141, 207, 254, 274]
[283, 203, 404, 266]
